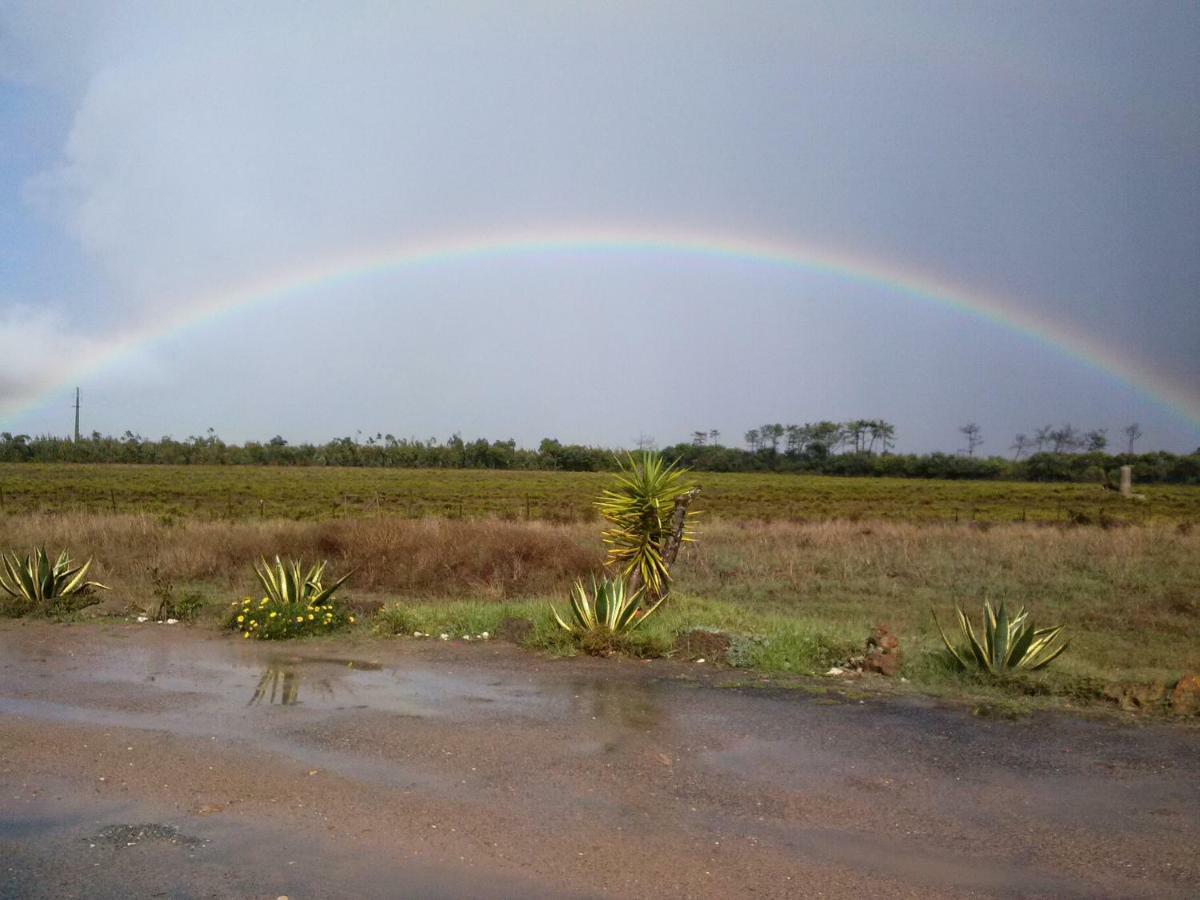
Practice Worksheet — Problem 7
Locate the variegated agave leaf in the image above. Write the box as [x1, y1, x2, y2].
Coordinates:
[934, 600, 1067, 675]
[551, 576, 659, 635]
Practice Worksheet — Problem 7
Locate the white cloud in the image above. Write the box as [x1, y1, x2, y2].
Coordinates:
[0, 304, 107, 411]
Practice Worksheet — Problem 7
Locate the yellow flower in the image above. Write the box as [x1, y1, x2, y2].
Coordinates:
[243, 632, 251, 639]
[349, 616, 356, 624]
[307, 614, 314, 621]
[296, 616, 304, 623]
[236, 615, 245, 622]
[269, 611, 277, 618]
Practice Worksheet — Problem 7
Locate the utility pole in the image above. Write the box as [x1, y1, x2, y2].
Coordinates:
[73, 387, 81, 443]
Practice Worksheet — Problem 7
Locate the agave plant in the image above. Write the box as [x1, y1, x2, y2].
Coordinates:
[933, 600, 1068, 675]
[0, 547, 108, 612]
[595, 451, 699, 602]
[254, 556, 351, 607]
[552, 575, 664, 635]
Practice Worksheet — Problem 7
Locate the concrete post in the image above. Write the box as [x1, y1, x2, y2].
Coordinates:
[1119, 465, 1132, 498]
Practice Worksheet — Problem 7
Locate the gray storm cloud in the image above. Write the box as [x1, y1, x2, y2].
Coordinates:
[1, 2, 1197, 447]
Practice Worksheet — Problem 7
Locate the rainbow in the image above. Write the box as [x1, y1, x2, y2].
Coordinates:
[6, 225, 1199, 427]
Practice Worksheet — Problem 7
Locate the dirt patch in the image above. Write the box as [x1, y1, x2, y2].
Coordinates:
[88, 823, 204, 849]
[672, 629, 732, 662]
[495, 616, 534, 644]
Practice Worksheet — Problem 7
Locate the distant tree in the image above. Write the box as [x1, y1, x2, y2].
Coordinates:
[691, 431, 708, 447]
[1085, 429, 1108, 453]
[1010, 433, 1030, 461]
[708, 429, 720, 445]
[1123, 423, 1143, 454]
[807, 421, 843, 455]
[784, 424, 804, 457]
[877, 421, 896, 454]
[867, 420, 895, 455]
[744, 429, 761, 452]
[1033, 425, 1053, 453]
[760, 423, 785, 455]
[959, 423, 983, 457]
[635, 433, 657, 451]
[1049, 424, 1083, 454]
[845, 419, 869, 454]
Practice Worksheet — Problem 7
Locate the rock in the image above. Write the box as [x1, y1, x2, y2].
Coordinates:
[1169, 675, 1200, 717]
[496, 617, 534, 644]
[862, 624, 903, 677]
[1103, 681, 1167, 712]
[672, 629, 732, 663]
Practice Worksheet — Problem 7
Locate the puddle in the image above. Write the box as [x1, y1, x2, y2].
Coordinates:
[1, 627, 1197, 898]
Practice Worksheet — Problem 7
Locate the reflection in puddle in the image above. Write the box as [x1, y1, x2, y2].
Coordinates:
[247, 656, 381, 706]
[249, 660, 335, 706]
[569, 676, 663, 731]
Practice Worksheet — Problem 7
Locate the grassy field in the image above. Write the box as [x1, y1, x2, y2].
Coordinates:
[1, 463, 1198, 523]
[2, 511, 1196, 714]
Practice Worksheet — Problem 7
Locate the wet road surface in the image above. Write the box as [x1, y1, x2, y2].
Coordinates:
[1, 622, 1197, 898]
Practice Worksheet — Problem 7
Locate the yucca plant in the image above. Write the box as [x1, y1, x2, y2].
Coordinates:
[933, 600, 1068, 675]
[0, 547, 108, 613]
[254, 556, 352, 607]
[596, 451, 699, 602]
[552, 575, 664, 635]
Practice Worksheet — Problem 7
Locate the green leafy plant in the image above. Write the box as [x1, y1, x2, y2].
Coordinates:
[552, 575, 664, 635]
[0, 547, 108, 613]
[595, 452, 699, 601]
[228, 594, 356, 640]
[254, 556, 352, 607]
[933, 600, 1068, 674]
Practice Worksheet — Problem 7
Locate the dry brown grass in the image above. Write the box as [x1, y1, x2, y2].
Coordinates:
[0, 514, 601, 599]
[2, 512, 1196, 685]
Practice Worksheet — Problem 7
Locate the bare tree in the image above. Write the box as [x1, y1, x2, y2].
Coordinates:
[959, 423, 983, 457]
[1010, 433, 1030, 460]
[635, 433, 657, 451]
[1033, 425, 1053, 453]
[690, 431, 708, 447]
[1123, 423, 1142, 454]
[708, 429, 720, 445]
[1049, 424, 1083, 454]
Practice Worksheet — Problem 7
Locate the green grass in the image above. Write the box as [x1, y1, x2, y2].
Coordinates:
[1, 463, 1197, 523]
[375, 590, 1195, 716]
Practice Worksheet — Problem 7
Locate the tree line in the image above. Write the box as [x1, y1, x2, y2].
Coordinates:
[0, 425, 1196, 484]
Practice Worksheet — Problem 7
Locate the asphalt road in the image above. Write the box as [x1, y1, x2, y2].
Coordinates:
[1, 622, 1196, 898]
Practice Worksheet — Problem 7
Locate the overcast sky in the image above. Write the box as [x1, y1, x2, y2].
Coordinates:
[1, 1, 1197, 454]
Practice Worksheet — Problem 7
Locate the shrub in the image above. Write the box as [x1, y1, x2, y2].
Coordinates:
[254, 556, 352, 606]
[228, 594, 355, 640]
[552, 575, 663, 636]
[933, 600, 1068, 675]
[596, 451, 699, 601]
[0, 547, 107, 615]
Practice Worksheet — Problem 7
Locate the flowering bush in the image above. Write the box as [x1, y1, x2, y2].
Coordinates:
[228, 595, 355, 640]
